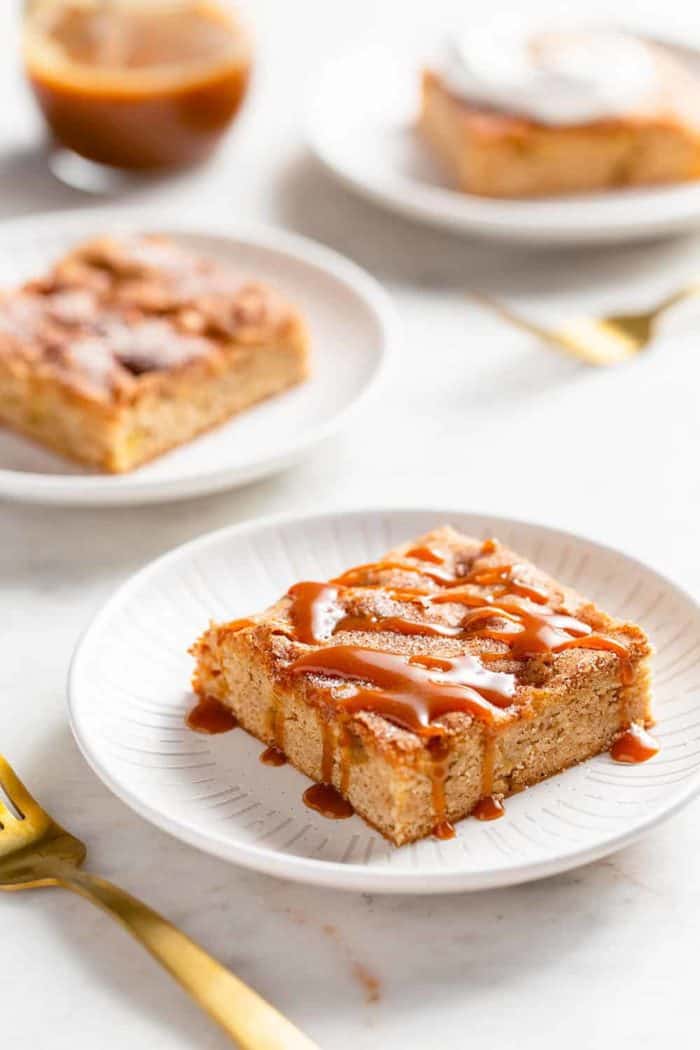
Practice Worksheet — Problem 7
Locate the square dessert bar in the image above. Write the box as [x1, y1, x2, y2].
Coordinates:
[0, 235, 309, 472]
[191, 527, 653, 846]
[418, 51, 700, 198]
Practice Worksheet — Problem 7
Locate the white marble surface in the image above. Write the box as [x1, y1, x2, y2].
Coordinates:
[3, 0, 700, 1046]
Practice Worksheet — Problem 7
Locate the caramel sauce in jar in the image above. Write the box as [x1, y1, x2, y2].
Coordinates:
[24, 1, 251, 170]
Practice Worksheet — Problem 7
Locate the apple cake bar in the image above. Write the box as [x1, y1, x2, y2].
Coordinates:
[0, 235, 310, 472]
[190, 526, 655, 846]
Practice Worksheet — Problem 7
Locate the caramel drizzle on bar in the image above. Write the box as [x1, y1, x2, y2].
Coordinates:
[288, 541, 634, 687]
[282, 539, 641, 835]
[212, 538, 649, 836]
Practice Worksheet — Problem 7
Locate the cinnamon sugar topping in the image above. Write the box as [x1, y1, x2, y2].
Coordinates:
[0, 234, 296, 400]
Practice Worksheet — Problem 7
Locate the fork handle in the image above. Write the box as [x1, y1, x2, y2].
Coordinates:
[653, 281, 700, 319]
[57, 870, 320, 1050]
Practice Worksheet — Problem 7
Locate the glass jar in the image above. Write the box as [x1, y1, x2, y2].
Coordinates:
[23, 0, 252, 185]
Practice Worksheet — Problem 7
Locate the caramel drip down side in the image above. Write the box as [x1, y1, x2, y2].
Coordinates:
[471, 730, 504, 822]
[303, 784, 354, 820]
[267, 695, 285, 753]
[260, 746, 287, 767]
[481, 730, 496, 798]
[433, 819, 456, 840]
[186, 695, 238, 734]
[313, 718, 357, 834]
[428, 737, 455, 840]
[472, 795, 506, 821]
[338, 725, 352, 796]
[611, 724, 658, 763]
[288, 581, 341, 644]
[320, 722, 334, 783]
[612, 659, 655, 759]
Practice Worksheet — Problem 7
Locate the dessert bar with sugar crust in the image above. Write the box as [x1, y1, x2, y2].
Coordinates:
[418, 48, 700, 198]
[0, 234, 310, 472]
[190, 526, 654, 846]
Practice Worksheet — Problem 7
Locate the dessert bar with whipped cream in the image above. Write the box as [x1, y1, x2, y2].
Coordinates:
[419, 23, 700, 197]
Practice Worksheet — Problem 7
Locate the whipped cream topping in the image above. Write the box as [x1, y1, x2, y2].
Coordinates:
[439, 23, 660, 125]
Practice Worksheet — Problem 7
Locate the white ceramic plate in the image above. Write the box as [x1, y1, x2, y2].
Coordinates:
[69, 508, 700, 893]
[307, 43, 700, 245]
[0, 208, 394, 505]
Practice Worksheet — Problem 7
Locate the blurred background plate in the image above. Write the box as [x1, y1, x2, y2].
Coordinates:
[0, 207, 394, 505]
[307, 43, 700, 245]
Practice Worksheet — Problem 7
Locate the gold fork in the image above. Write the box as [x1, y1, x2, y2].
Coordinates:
[0, 755, 319, 1050]
[472, 282, 700, 365]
